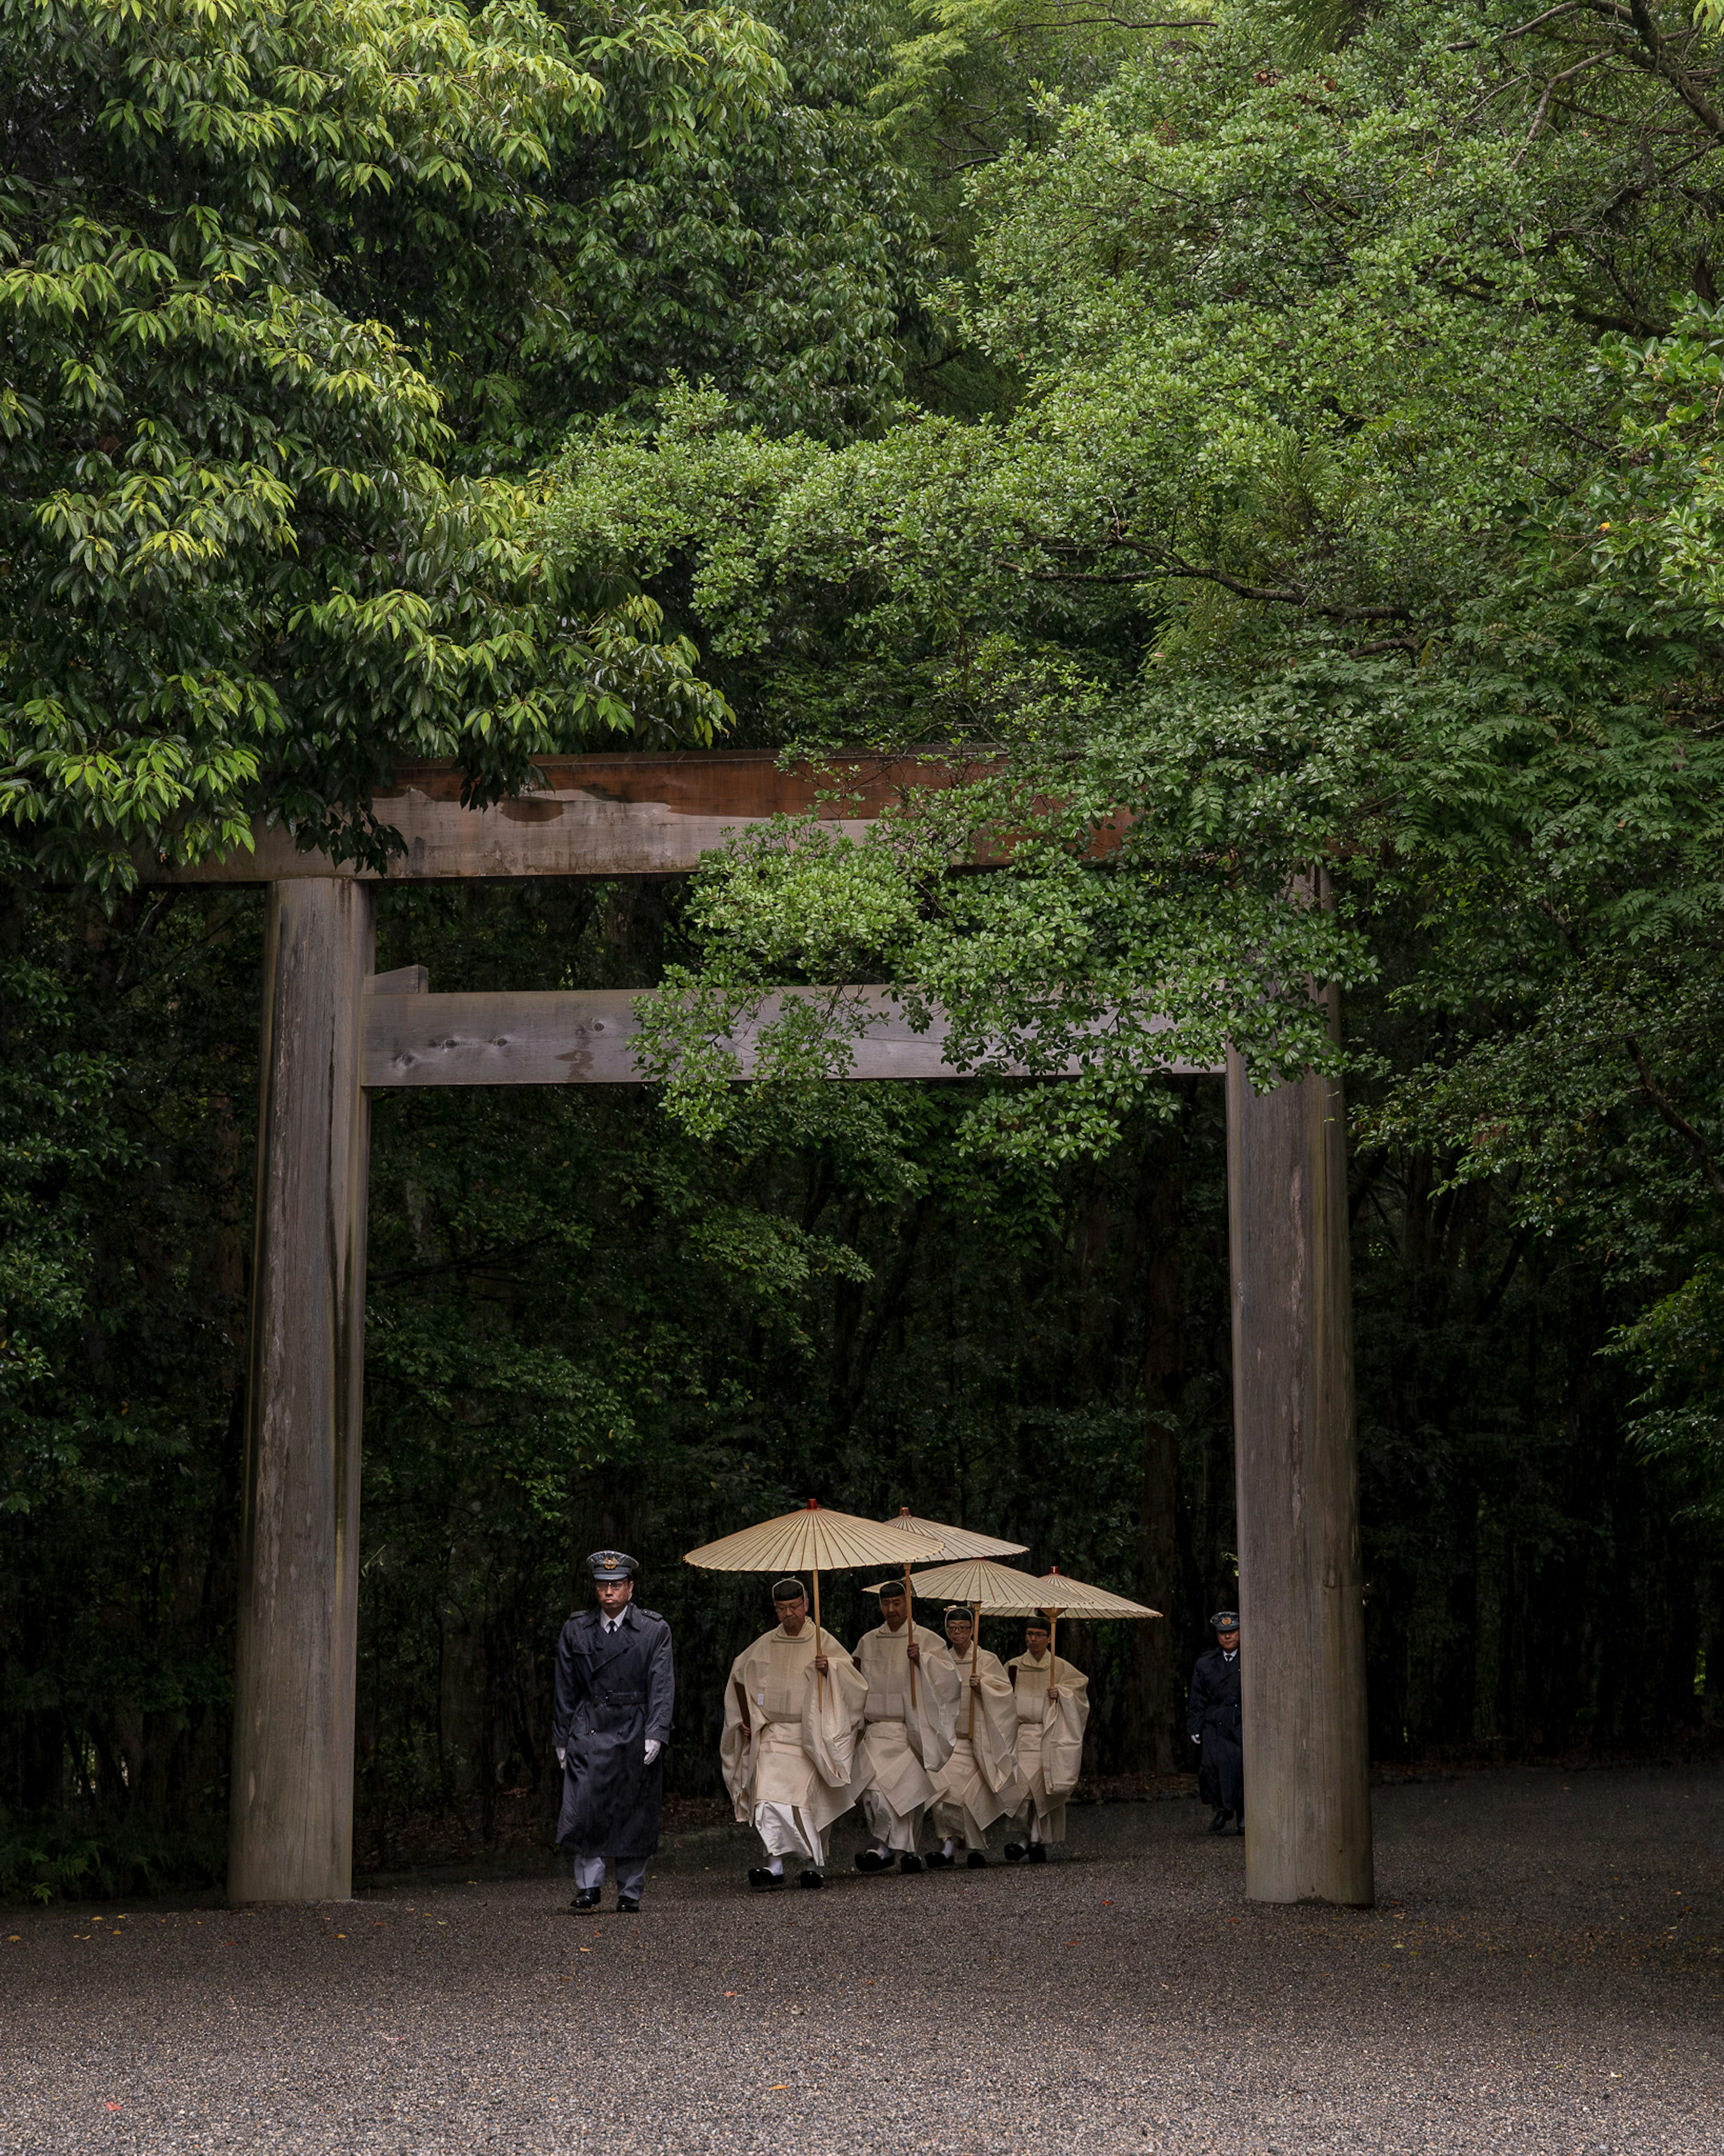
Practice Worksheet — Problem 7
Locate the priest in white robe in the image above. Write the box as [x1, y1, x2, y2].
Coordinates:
[927, 1605, 1023, 1869]
[720, 1577, 866, 1890]
[848, 1578, 959, 1875]
[1003, 1614, 1090, 1861]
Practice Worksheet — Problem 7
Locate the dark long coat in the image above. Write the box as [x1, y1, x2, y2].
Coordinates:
[553, 1601, 675, 1860]
[1186, 1646, 1244, 1817]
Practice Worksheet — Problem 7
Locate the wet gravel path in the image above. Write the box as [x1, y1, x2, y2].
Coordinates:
[3, 1765, 1721, 2154]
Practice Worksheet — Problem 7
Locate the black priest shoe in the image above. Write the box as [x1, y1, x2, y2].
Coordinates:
[1027, 1845, 1048, 1865]
[853, 1849, 892, 1874]
[571, 1888, 601, 1911]
[748, 1867, 785, 1891]
[924, 1849, 954, 1869]
[899, 1852, 925, 1874]
[1208, 1808, 1231, 1834]
[1003, 1843, 1027, 1863]
[966, 1851, 987, 1869]
[798, 1868, 824, 1889]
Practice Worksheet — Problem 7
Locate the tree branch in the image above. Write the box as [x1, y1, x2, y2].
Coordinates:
[1626, 1036, 1724, 1210]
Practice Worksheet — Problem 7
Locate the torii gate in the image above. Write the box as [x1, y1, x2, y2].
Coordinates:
[143, 749, 1371, 1908]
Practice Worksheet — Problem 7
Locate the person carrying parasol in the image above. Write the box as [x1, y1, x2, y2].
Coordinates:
[848, 1577, 959, 1875]
[720, 1576, 866, 1890]
[1003, 1612, 1090, 1862]
[926, 1604, 1022, 1868]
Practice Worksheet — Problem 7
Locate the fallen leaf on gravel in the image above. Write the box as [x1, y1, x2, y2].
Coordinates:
[106, 2104, 120, 2112]
[725, 1992, 738, 1997]
[768, 2086, 788, 2092]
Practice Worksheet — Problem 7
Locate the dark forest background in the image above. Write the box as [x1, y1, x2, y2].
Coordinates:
[4, 865, 1717, 1896]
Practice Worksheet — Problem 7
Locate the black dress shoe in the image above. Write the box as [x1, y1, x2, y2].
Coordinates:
[854, 1849, 892, 1874]
[924, 1849, 954, 1869]
[798, 1868, 824, 1889]
[571, 1888, 601, 1910]
[1208, 1808, 1231, 1834]
[1027, 1844, 1048, 1865]
[748, 1867, 785, 1891]
[899, 1852, 924, 1874]
[1233, 1817, 1246, 1836]
[1003, 1842, 1027, 1862]
[966, 1850, 986, 1869]
[616, 1895, 641, 1913]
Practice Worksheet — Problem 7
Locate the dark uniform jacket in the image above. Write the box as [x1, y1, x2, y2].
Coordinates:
[553, 1602, 674, 1859]
[1187, 1645, 1244, 1817]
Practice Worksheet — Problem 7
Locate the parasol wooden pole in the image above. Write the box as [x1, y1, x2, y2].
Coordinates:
[812, 1559, 824, 1708]
[967, 1600, 979, 1742]
[904, 1560, 917, 1708]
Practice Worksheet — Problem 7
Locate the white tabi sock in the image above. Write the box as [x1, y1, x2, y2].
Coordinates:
[872, 1843, 890, 1859]
[767, 1856, 784, 1877]
[941, 1839, 955, 1859]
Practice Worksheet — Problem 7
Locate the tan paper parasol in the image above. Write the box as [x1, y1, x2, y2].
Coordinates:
[880, 1511, 1027, 1705]
[897, 1558, 1056, 1738]
[1032, 1565, 1161, 1674]
[683, 1500, 944, 1701]
[882, 1508, 1028, 1560]
[1034, 1567, 1161, 1619]
[904, 1557, 1054, 1613]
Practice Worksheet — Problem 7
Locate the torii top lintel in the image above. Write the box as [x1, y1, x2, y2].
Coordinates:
[140, 750, 985, 885]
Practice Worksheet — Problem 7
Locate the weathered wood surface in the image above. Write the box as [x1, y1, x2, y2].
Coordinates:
[362, 984, 1220, 1088]
[136, 750, 983, 884]
[1225, 1015, 1374, 1907]
[229, 880, 374, 1904]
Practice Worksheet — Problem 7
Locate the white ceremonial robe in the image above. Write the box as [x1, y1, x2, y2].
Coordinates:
[848, 1621, 959, 1851]
[1006, 1650, 1090, 1844]
[931, 1645, 1024, 1849]
[720, 1623, 866, 1866]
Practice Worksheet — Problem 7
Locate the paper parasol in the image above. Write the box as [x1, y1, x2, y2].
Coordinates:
[876, 1513, 1025, 1708]
[684, 1501, 943, 1694]
[683, 1500, 941, 1575]
[881, 1507, 1028, 1560]
[900, 1557, 1054, 1614]
[1034, 1568, 1161, 1619]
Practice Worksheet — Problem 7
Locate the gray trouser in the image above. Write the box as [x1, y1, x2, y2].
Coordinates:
[574, 1852, 647, 1897]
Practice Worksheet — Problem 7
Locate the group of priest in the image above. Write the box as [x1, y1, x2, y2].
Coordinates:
[720, 1574, 1090, 1889]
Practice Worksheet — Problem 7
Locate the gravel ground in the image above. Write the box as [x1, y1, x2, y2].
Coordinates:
[4, 1765, 1721, 2155]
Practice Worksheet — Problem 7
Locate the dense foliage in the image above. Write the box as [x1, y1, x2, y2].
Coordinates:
[6, 0, 1724, 1896]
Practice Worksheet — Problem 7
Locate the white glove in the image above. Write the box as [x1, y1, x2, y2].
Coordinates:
[643, 1739, 661, 1766]
[1191, 1734, 1201, 1746]
[556, 1747, 567, 1771]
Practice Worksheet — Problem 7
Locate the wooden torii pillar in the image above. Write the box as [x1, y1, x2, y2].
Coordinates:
[146, 751, 1372, 1908]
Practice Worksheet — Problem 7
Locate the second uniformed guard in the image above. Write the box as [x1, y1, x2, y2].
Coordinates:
[1187, 1608, 1244, 1836]
[553, 1551, 675, 1912]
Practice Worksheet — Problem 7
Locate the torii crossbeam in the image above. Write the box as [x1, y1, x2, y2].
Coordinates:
[139, 751, 1372, 1909]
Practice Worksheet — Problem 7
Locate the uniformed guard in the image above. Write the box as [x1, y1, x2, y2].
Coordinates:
[1187, 1608, 1243, 1835]
[553, 1551, 675, 1911]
